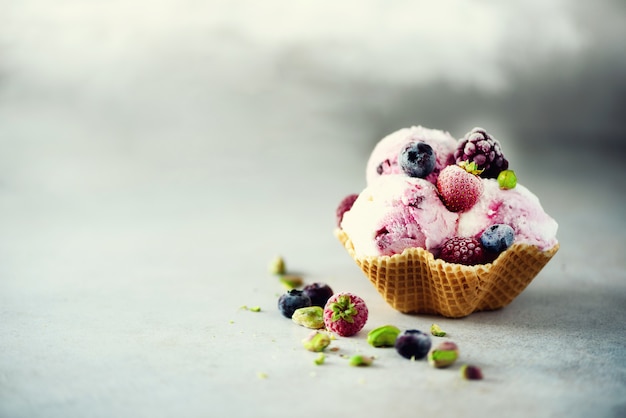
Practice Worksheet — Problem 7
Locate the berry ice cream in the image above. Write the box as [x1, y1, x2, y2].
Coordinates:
[366, 126, 457, 185]
[457, 179, 558, 251]
[336, 125, 559, 317]
[340, 175, 458, 257]
[340, 125, 558, 260]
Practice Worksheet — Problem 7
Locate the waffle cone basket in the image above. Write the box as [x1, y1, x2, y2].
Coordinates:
[336, 229, 559, 318]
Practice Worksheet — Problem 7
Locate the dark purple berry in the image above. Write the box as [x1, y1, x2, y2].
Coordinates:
[336, 194, 358, 227]
[480, 224, 515, 254]
[395, 330, 432, 360]
[399, 142, 436, 178]
[439, 237, 487, 265]
[277, 289, 312, 318]
[302, 283, 334, 307]
[454, 128, 509, 178]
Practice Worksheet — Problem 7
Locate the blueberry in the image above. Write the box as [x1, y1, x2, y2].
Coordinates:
[278, 289, 312, 318]
[395, 330, 432, 360]
[399, 142, 436, 178]
[302, 283, 334, 308]
[480, 224, 515, 253]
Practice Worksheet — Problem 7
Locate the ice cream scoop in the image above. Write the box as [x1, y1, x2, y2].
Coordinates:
[457, 179, 558, 251]
[366, 126, 457, 186]
[341, 175, 458, 257]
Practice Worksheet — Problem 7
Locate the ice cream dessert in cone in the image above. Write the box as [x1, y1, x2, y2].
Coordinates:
[336, 126, 559, 318]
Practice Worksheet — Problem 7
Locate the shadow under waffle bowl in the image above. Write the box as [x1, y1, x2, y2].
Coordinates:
[336, 229, 559, 318]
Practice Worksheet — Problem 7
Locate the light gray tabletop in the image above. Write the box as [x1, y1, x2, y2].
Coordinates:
[1, 2, 625, 418]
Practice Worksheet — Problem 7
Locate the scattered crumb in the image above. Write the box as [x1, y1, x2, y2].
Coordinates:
[249, 306, 261, 312]
[257, 372, 268, 379]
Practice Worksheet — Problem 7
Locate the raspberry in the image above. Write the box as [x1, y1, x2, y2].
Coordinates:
[454, 128, 509, 178]
[323, 292, 368, 337]
[336, 194, 358, 227]
[438, 237, 487, 265]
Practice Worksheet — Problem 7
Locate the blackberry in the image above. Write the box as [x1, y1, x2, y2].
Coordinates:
[454, 128, 509, 178]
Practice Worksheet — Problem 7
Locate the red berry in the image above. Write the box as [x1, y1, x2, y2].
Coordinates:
[438, 237, 487, 265]
[437, 165, 483, 212]
[323, 292, 368, 337]
[336, 194, 359, 227]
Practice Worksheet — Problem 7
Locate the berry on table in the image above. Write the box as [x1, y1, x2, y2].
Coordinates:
[395, 329, 432, 360]
[480, 224, 515, 254]
[323, 292, 368, 337]
[439, 237, 487, 265]
[398, 141, 436, 178]
[302, 282, 334, 308]
[436, 163, 484, 212]
[454, 127, 509, 178]
[277, 289, 312, 318]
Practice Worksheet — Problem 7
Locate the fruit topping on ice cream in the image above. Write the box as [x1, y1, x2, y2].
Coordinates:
[436, 162, 484, 212]
[480, 224, 515, 254]
[497, 169, 517, 190]
[454, 127, 509, 178]
[438, 237, 487, 265]
[399, 141, 436, 178]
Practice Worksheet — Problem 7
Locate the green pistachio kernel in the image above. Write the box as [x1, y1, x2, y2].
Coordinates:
[430, 323, 447, 337]
[497, 169, 517, 190]
[428, 341, 459, 368]
[279, 274, 303, 290]
[367, 325, 401, 347]
[268, 256, 286, 275]
[314, 353, 326, 365]
[292, 306, 325, 329]
[302, 331, 331, 352]
[349, 354, 374, 367]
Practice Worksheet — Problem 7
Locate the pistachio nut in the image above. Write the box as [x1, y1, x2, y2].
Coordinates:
[427, 341, 459, 368]
[367, 325, 401, 347]
[302, 331, 331, 352]
[292, 306, 325, 329]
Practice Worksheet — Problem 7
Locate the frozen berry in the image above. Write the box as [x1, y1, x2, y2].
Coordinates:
[480, 224, 515, 254]
[455, 127, 509, 178]
[323, 292, 368, 337]
[278, 289, 312, 318]
[439, 237, 487, 265]
[398, 141, 436, 178]
[395, 330, 432, 360]
[336, 194, 358, 227]
[303, 282, 334, 307]
[436, 163, 484, 212]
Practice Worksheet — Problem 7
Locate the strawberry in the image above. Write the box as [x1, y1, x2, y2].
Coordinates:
[436, 162, 484, 212]
[438, 237, 487, 265]
[323, 292, 368, 337]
